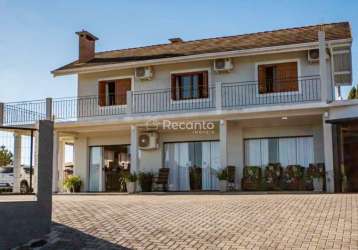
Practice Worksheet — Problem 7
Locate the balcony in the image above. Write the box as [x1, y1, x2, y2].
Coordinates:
[2, 76, 321, 125]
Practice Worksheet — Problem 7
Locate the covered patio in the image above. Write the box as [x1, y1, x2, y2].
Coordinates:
[52, 109, 333, 193]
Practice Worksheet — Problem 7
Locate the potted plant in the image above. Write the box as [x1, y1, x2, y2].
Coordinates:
[264, 163, 282, 190]
[241, 166, 261, 191]
[216, 168, 228, 192]
[138, 171, 154, 192]
[284, 165, 305, 190]
[124, 172, 137, 194]
[63, 175, 81, 193]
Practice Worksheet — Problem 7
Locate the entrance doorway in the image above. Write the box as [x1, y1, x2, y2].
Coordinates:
[89, 145, 130, 192]
[341, 122, 358, 192]
[164, 141, 220, 191]
[333, 120, 358, 192]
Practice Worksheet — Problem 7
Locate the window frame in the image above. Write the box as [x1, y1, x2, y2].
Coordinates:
[97, 76, 134, 107]
[255, 59, 301, 96]
[243, 135, 314, 168]
[170, 68, 210, 101]
[105, 80, 116, 106]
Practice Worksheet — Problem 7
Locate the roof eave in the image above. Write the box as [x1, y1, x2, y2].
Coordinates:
[52, 38, 352, 77]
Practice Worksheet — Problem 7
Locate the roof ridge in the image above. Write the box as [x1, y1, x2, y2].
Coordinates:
[95, 21, 349, 56]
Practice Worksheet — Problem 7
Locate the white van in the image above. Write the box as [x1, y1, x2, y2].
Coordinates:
[0, 165, 32, 193]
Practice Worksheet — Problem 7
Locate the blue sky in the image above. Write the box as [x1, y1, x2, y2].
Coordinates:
[0, 0, 357, 102]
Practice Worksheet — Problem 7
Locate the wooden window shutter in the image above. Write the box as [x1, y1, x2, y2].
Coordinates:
[171, 74, 177, 100]
[276, 62, 298, 92]
[98, 81, 106, 106]
[115, 79, 131, 105]
[258, 65, 267, 94]
[201, 71, 209, 98]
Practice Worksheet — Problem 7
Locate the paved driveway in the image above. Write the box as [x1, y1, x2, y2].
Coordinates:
[49, 194, 358, 250]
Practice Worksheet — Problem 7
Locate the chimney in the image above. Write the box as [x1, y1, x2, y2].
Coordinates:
[169, 37, 183, 44]
[75, 30, 98, 63]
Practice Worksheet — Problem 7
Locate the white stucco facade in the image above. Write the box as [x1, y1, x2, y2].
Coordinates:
[50, 39, 352, 193]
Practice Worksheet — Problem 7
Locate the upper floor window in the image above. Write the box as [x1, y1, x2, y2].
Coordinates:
[258, 61, 298, 94]
[171, 71, 209, 100]
[98, 78, 131, 106]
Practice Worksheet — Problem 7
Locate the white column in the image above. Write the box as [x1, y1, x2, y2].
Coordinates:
[130, 125, 139, 173]
[236, 125, 244, 190]
[227, 122, 244, 190]
[57, 140, 65, 192]
[126, 91, 132, 114]
[323, 115, 335, 192]
[52, 132, 59, 193]
[215, 82, 222, 110]
[319, 31, 330, 102]
[73, 136, 88, 191]
[32, 131, 39, 193]
[12, 133, 22, 193]
[219, 120, 228, 169]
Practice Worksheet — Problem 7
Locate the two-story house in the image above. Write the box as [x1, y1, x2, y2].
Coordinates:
[3, 22, 356, 193]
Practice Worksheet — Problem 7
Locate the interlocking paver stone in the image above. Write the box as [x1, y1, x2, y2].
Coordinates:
[44, 194, 358, 249]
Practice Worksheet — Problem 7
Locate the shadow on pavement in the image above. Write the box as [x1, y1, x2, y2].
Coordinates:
[38, 222, 130, 250]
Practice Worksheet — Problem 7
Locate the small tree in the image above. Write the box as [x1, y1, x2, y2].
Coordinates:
[348, 86, 357, 99]
[0, 145, 13, 167]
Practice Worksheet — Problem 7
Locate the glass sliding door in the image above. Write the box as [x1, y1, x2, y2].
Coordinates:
[89, 145, 131, 192]
[244, 136, 314, 168]
[89, 147, 103, 192]
[165, 143, 190, 191]
[202, 142, 220, 190]
[164, 141, 220, 191]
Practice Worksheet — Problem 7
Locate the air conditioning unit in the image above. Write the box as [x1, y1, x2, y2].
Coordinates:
[214, 58, 233, 72]
[138, 132, 159, 150]
[307, 49, 329, 63]
[135, 66, 153, 80]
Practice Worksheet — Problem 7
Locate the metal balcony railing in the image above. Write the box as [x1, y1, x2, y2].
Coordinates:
[52, 95, 127, 121]
[222, 76, 321, 108]
[1, 76, 321, 125]
[4, 100, 46, 125]
[132, 86, 216, 113]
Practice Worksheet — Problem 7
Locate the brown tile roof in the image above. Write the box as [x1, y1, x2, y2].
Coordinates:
[53, 22, 351, 73]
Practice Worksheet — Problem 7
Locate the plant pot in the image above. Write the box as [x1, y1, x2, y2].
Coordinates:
[312, 177, 323, 192]
[219, 180, 228, 192]
[126, 182, 136, 194]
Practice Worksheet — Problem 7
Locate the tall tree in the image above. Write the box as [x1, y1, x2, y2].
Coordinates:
[348, 86, 357, 99]
[0, 146, 13, 167]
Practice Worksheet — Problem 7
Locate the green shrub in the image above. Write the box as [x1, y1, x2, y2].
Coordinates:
[216, 169, 228, 180]
[63, 175, 81, 192]
[348, 86, 357, 99]
[124, 172, 137, 182]
[243, 166, 261, 180]
[0, 146, 13, 167]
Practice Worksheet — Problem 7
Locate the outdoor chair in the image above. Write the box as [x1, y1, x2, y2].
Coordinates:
[226, 165, 236, 191]
[153, 168, 170, 191]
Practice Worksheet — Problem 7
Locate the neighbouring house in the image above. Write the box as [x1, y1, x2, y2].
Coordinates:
[1, 22, 357, 193]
